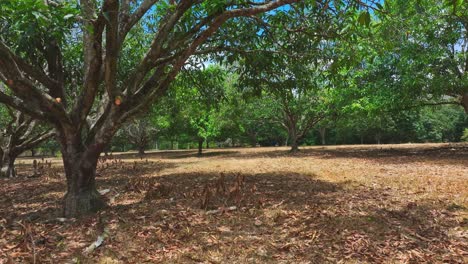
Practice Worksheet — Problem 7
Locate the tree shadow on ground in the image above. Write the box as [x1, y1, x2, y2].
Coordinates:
[158, 150, 240, 159]
[223, 144, 468, 166]
[107, 150, 240, 160]
[309, 144, 468, 164]
[99, 170, 466, 263]
[0, 176, 65, 223]
[2, 156, 466, 263]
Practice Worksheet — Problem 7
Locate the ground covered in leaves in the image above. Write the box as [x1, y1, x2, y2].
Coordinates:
[1, 143, 467, 263]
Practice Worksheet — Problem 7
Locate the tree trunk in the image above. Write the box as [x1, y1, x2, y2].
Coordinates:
[59, 131, 107, 217]
[249, 133, 257, 147]
[289, 127, 299, 153]
[375, 132, 382, 145]
[1, 134, 18, 178]
[462, 93, 468, 113]
[62, 151, 105, 217]
[138, 146, 145, 155]
[319, 127, 326, 145]
[0, 152, 16, 178]
[290, 138, 299, 152]
[170, 140, 174, 150]
[198, 138, 203, 156]
[206, 140, 209, 149]
[31, 148, 36, 157]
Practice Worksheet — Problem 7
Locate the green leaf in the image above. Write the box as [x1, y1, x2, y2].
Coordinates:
[358, 11, 371, 27]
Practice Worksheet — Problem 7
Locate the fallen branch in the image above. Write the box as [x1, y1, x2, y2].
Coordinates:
[83, 228, 110, 255]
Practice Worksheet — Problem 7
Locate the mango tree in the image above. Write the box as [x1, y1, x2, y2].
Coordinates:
[0, 104, 54, 178]
[0, 0, 299, 216]
[233, 3, 353, 152]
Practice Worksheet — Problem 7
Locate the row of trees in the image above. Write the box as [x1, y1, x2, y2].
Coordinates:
[106, 68, 468, 154]
[0, 0, 466, 216]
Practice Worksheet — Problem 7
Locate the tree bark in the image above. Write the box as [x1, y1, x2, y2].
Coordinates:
[0, 152, 16, 178]
[1, 133, 18, 178]
[59, 130, 108, 217]
[290, 138, 299, 152]
[249, 132, 257, 147]
[198, 138, 203, 156]
[61, 151, 105, 217]
[138, 146, 145, 155]
[206, 140, 209, 149]
[319, 127, 326, 145]
[462, 93, 468, 113]
[289, 127, 299, 153]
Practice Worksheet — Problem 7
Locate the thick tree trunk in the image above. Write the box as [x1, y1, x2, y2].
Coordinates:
[0, 153, 16, 178]
[198, 138, 203, 156]
[290, 138, 299, 152]
[462, 93, 468, 113]
[62, 150, 105, 217]
[59, 130, 108, 217]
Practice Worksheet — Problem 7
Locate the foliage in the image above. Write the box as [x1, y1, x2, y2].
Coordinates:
[461, 129, 468, 142]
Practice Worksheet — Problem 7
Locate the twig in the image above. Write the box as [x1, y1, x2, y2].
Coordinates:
[206, 206, 237, 215]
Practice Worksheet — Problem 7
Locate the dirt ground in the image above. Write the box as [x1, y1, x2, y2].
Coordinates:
[1, 143, 467, 263]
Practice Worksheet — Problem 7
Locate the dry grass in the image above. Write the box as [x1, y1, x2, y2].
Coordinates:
[1, 143, 467, 263]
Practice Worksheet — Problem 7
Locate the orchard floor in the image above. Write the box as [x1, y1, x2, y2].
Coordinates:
[1, 143, 467, 263]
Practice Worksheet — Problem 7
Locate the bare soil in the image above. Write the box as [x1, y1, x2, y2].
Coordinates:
[1, 143, 467, 263]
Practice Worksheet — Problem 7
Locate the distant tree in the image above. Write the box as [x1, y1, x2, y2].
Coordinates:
[234, 5, 348, 152]
[120, 117, 158, 155]
[0, 105, 54, 177]
[41, 138, 61, 157]
[174, 66, 227, 155]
